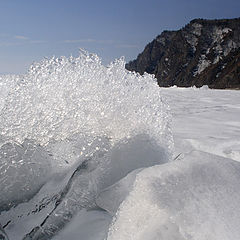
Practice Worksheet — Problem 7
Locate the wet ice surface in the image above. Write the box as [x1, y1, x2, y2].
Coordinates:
[0, 140, 51, 212]
[0, 52, 240, 240]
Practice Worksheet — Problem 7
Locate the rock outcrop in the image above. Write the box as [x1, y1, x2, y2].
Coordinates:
[126, 18, 240, 88]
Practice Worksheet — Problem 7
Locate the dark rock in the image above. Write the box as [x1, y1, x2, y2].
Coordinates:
[126, 18, 240, 89]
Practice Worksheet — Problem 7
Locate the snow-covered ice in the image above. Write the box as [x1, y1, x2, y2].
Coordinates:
[107, 152, 240, 240]
[161, 86, 240, 162]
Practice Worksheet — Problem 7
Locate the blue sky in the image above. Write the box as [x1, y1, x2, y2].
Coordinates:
[0, 0, 239, 74]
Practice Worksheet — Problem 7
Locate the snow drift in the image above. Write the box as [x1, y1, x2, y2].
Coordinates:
[106, 151, 240, 240]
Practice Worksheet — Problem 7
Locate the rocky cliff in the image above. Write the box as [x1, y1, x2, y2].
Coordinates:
[126, 18, 240, 88]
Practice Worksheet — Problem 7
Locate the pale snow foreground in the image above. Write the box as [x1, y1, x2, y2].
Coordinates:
[0, 52, 240, 240]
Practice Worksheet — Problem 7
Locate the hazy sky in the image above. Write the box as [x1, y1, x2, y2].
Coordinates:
[0, 0, 239, 74]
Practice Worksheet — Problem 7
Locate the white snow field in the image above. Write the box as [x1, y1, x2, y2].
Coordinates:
[161, 86, 240, 163]
[0, 52, 239, 240]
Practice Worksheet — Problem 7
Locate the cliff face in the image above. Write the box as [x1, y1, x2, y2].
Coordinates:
[126, 18, 240, 88]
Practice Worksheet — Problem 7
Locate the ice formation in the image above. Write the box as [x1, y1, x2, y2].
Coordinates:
[0, 140, 51, 211]
[0, 51, 172, 150]
[0, 51, 172, 239]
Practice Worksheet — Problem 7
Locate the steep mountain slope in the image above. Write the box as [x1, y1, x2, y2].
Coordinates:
[126, 18, 240, 88]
